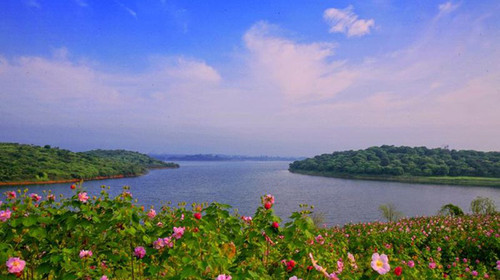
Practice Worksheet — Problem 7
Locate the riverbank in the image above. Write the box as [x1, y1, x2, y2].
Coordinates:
[289, 169, 500, 187]
[0, 166, 179, 186]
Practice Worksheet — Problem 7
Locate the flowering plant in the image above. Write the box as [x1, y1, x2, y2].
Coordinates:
[0, 186, 498, 279]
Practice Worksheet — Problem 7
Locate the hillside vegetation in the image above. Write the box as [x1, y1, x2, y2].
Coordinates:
[0, 143, 179, 183]
[289, 146, 500, 186]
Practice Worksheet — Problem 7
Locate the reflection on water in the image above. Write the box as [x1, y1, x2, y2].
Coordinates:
[2, 161, 499, 226]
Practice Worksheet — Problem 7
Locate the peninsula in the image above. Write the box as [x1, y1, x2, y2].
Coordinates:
[289, 145, 500, 187]
[0, 143, 179, 185]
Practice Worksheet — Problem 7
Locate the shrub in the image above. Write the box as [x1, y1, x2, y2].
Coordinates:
[470, 196, 497, 214]
[438, 203, 464, 217]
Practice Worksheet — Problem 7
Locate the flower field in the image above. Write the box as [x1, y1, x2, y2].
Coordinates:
[0, 185, 499, 279]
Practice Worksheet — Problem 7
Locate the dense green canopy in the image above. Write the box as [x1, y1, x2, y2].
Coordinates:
[289, 145, 500, 177]
[0, 143, 179, 182]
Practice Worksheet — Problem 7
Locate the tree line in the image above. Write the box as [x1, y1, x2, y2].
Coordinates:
[0, 143, 179, 182]
[289, 145, 500, 177]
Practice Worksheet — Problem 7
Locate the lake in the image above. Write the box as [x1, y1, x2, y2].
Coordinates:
[2, 161, 499, 226]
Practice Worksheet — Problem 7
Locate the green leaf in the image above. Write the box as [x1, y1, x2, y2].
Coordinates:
[22, 216, 37, 227]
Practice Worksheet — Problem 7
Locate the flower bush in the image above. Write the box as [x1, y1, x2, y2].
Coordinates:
[0, 184, 498, 279]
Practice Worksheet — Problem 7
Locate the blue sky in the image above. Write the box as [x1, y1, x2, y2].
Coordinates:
[1, 0, 499, 156]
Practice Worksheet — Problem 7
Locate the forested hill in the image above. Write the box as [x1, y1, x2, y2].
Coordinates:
[83, 149, 174, 168]
[0, 143, 179, 183]
[289, 146, 500, 178]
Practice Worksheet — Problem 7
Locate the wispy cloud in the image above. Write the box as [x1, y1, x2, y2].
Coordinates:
[115, 1, 137, 18]
[25, 0, 41, 8]
[74, 0, 89, 8]
[438, 1, 461, 15]
[323, 6, 375, 37]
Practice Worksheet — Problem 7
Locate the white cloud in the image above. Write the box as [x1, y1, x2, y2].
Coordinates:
[0, 51, 223, 130]
[323, 6, 375, 37]
[160, 57, 221, 83]
[438, 2, 461, 15]
[243, 22, 357, 101]
[2, 4, 500, 154]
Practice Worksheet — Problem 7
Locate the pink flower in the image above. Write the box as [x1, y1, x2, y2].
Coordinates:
[371, 253, 390, 274]
[134, 246, 146, 259]
[347, 252, 358, 269]
[336, 260, 344, 274]
[100, 276, 109, 280]
[216, 274, 232, 280]
[264, 194, 275, 204]
[0, 209, 12, 222]
[315, 235, 325, 245]
[78, 192, 89, 203]
[407, 260, 415, 268]
[241, 216, 252, 223]
[30, 193, 41, 202]
[6, 257, 25, 274]
[471, 271, 478, 276]
[6, 191, 16, 199]
[172, 227, 185, 239]
[122, 191, 132, 198]
[289, 277, 302, 280]
[153, 238, 165, 249]
[163, 237, 173, 248]
[496, 260, 500, 270]
[79, 250, 92, 259]
[147, 209, 156, 219]
[429, 262, 436, 269]
[157, 222, 164, 227]
[328, 272, 339, 280]
[47, 194, 55, 201]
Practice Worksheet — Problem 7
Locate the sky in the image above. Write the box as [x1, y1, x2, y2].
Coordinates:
[1, 0, 499, 157]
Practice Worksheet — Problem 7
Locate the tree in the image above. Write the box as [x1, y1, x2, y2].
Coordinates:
[378, 203, 403, 222]
[438, 204, 464, 216]
[470, 197, 497, 214]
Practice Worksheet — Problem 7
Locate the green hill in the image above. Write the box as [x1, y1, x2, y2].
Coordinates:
[289, 145, 500, 186]
[0, 143, 179, 184]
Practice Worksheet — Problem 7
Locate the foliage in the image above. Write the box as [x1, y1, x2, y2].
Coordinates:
[289, 145, 500, 178]
[378, 203, 404, 222]
[0, 143, 179, 183]
[470, 196, 497, 215]
[0, 185, 499, 279]
[438, 204, 465, 217]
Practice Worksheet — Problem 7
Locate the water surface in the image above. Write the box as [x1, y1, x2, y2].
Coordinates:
[2, 161, 499, 226]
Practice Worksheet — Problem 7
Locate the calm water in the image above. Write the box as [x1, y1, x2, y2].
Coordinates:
[2, 161, 499, 226]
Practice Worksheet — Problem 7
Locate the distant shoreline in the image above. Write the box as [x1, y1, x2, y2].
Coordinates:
[289, 169, 500, 187]
[0, 166, 178, 186]
[151, 154, 303, 162]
